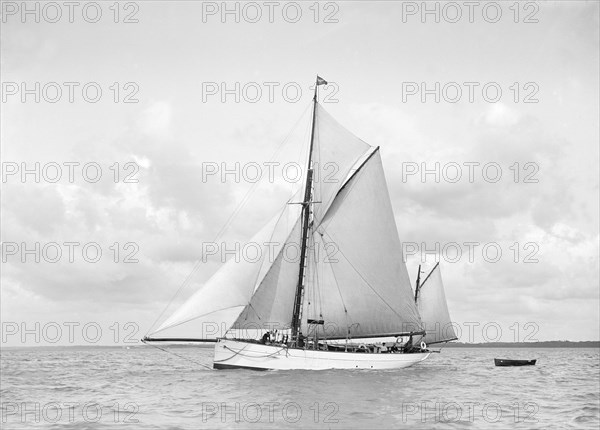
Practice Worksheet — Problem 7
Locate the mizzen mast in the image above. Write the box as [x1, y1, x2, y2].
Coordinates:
[414, 264, 422, 303]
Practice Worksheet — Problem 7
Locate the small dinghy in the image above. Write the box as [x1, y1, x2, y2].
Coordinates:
[494, 358, 536, 367]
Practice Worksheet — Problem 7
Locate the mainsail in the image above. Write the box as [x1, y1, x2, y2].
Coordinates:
[303, 148, 423, 339]
[415, 263, 458, 344]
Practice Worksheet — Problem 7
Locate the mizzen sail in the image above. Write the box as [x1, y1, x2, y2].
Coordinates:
[415, 263, 458, 344]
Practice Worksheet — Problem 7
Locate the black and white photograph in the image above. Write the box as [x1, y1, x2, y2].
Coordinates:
[1, 0, 599, 428]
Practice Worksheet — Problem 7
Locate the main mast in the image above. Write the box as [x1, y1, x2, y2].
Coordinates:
[291, 77, 320, 345]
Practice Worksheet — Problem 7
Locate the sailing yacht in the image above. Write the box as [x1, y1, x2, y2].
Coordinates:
[144, 76, 456, 370]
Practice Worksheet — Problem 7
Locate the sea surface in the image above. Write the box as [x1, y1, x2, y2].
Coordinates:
[1, 346, 598, 429]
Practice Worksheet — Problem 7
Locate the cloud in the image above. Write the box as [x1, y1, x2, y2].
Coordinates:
[137, 101, 172, 138]
[480, 103, 519, 128]
[2, 2, 598, 345]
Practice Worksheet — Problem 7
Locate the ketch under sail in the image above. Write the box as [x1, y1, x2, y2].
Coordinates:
[144, 76, 456, 370]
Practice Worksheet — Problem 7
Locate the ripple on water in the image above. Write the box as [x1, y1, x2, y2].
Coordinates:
[1, 347, 598, 429]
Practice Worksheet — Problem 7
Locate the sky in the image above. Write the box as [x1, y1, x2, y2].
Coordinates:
[1, 0, 598, 346]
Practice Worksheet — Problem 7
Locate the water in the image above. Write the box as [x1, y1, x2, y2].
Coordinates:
[1, 346, 598, 429]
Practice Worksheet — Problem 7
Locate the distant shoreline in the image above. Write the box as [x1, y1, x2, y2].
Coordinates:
[1, 341, 599, 349]
[441, 341, 599, 348]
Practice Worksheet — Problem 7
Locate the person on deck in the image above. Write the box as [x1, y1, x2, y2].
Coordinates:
[261, 332, 269, 344]
[298, 332, 305, 348]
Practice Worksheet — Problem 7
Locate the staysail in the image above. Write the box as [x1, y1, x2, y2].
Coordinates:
[231, 216, 302, 331]
[415, 263, 458, 344]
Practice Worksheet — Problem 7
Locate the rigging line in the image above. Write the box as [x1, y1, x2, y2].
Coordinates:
[227, 302, 262, 335]
[155, 198, 300, 336]
[247, 302, 261, 321]
[306, 233, 321, 322]
[247, 201, 296, 298]
[291, 103, 313, 200]
[172, 101, 311, 300]
[214, 345, 287, 362]
[205, 100, 312, 243]
[319, 233, 352, 340]
[313, 102, 321, 214]
[147, 102, 313, 336]
[320, 232, 348, 314]
[312, 234, 323, 321]
[142, 339, 213, 370]
[321, 230, 407, 323]
[228, 301, 262, 336]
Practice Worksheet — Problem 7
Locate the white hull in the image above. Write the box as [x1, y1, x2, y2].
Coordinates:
[213, 339, 430, 370]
